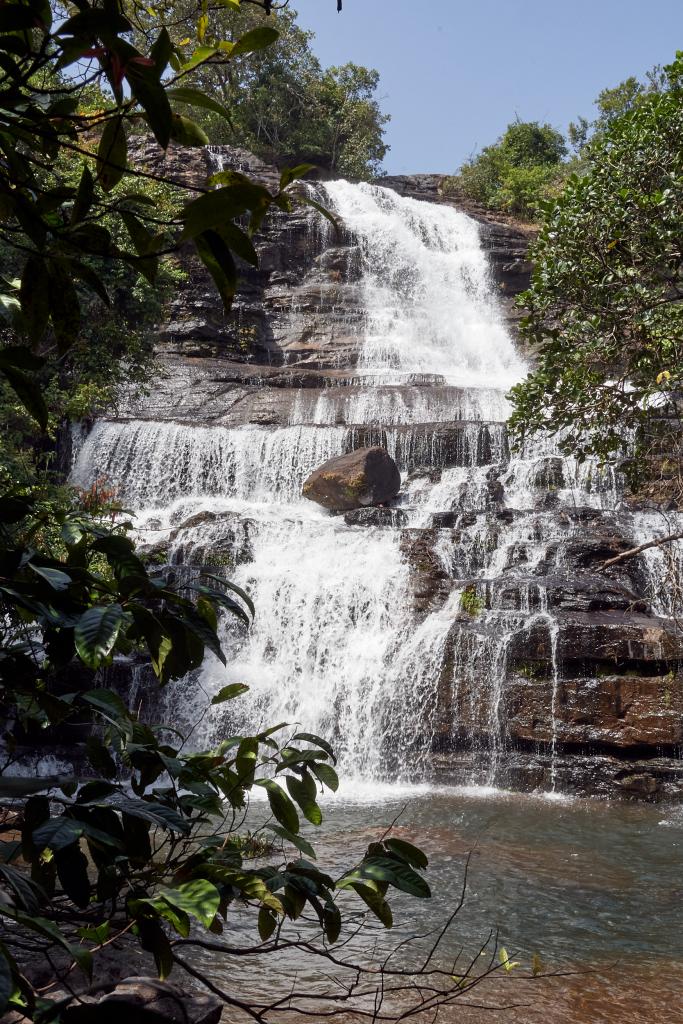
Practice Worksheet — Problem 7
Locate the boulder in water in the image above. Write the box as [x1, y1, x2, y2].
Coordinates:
[302, 446, 400, 511]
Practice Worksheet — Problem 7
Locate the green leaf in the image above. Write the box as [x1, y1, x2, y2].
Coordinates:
[19, 256, 49, 344]
[211, 683, 249, 705]
[285, 775, 322, 826]
[194, 230, 237, 313]
[499, 947, 520, 973]
[32, 817, 84, 853]
[323, 899, 341, 943]
[157, 880, 220, 928]
[0, 864, 43, 915]
[0, 365, 48, 430]
[136, 918, 172, 980]
[84, 737, 123, 774]
[71, 164, 95, 224]
[384, 838, 429, 870]
[82, 688, 131, 723]
[179, 44, 216, 71]
[291, 733, 336, 762]
[199, 574, 255, 619]
[256, 780, 299, 834]
[46, 258, 80, 355]
[182, 184, 272, 241]
[167, 86, 232, 121]
[310, 761, 339, 792]
[70, 260, 110, 307]
[28, 563, 71, 591]
[129, 69, 173, 150]
[230, 26, 279, 58]
[96, 117, 127, 192]
[350, 880, 392, 928]
[74, 605, 126, 668]
[258, 906, 276, 941]
[169, 113, 209, 147]
[295, 193, 341, 235]
[266, 824, 316, 860]
[216, 223, 258, 267]
[340, 857, 430, 899]
[0, 949, 13, 1016]
[55, 843, 90, 908]
[118, 799, 191, 835]
[279, 164, 316, 190]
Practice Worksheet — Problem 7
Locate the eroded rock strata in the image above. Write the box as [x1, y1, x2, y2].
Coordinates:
[74, 144, 682, 802]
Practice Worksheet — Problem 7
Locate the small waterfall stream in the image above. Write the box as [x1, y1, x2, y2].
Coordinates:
[71, 180, 683, 791]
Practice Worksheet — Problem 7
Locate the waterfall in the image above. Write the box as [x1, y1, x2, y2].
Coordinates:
[72, 179, 683, 790]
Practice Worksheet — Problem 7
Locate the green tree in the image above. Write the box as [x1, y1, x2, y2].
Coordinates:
[509, 52, 683, 503]
[131, 2, 389, 176]
[568, 69, 667, 150]
[444, 120, 568, 221]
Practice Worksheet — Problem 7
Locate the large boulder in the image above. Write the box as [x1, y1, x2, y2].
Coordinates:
[302, 446, 400, 511]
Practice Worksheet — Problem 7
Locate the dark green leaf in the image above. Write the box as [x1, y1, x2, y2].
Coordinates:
[1, 364, 48, 430]
[194, 229, 237, 313]
[157, 880, 220, 928]
[85, 737, 118, 779]
[266, 824, 316, 860]
[74, 605, 126, 668]
[169, 113, 209, 147]
[310, 762, 339, 792]
[279, 164, 316, 190]
[256, 780, 299, 834]
[71, 164, 95, 224]
[211, 683, 249, 705]
[55, 843, 90, 908]
[28, 563, 71, 591]
[258, 906, 276, 941]
[96, 117, 127, 192]
[230, 26, 279, 58]
[385, 838, 429, 870]
[19, 256, 49, 344]
[167, 86, 232, 121]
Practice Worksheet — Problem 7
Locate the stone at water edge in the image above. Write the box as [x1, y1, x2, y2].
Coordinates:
[302, 446, 401, 511]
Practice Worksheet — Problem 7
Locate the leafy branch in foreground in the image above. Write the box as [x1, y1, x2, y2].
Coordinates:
[0, 0, 337, 429]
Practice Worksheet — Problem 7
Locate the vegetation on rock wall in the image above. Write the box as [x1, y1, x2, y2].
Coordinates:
[445, 66, 669, 223]
[130, 2, 390, 177]
[509, 52, 683, 505]
[442, 120, 568, 221]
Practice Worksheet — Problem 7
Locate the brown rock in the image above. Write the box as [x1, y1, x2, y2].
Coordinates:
[62, 977, 221, 1024]
[302, 446, 400, 511]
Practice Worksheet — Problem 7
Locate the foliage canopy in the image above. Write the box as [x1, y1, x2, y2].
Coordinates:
[509, 52, 683, 500]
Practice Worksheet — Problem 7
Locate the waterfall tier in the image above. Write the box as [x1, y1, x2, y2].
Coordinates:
[71, 167, 683, 801]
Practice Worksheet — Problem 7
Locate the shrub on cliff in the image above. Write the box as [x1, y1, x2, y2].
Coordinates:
[443, 120, 568, 221]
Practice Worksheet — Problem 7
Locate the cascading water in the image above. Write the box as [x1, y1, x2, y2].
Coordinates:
[71, 178, 683, 791]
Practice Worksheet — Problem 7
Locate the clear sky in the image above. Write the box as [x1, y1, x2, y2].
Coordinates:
[291, 0, 683, 174]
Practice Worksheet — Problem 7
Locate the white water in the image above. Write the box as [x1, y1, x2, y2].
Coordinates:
[71, 180, 682, 787]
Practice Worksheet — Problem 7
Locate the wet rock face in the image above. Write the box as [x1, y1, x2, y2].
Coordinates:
[98, 143, 681, 803]
[303, 447, 400, 510]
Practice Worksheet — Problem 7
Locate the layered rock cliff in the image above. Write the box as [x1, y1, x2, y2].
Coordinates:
[73, 143, 683, 802]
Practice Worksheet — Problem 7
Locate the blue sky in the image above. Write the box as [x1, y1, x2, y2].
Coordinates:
[292, 0, 683, 174]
